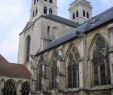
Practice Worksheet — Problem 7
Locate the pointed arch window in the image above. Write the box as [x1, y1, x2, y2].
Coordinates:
[49, 8, 53, 14]
[26, 35, 31, 62]
[3, 80, 16, 95]
[44, 6, 47, 14]
[49, 0, 52, 3]
[92, 37, 111, 86]
[21, 81, 30, 95]
[67, 46, 79, 88]
[36, 63, 42, 91]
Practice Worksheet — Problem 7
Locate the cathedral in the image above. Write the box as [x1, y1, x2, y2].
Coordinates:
[0, 0, 113, 95]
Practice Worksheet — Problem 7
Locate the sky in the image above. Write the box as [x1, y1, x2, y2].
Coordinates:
[0, 0, 113, 63]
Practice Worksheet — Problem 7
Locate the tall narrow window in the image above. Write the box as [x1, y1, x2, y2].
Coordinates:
[83, 10, 85, 17]
[33, 11, 35, 17]
[47, 26, 50, 35]
[51, 62, 57, 89]
[49, 8, 52, 14]
[44, 6, 47, 14]
[36, 8, 38, 15]
[37, 63, 42, 91]
[93, 37, 111, 86]
[26, 36, 31, 62]
[73, 13, 75, 19]
[67, 46, 79, 88]
[21, 81, 30, 95]
[76, 10, 79, 18]
[51, 50, 58, 89]
[34, 0, 36, 4]
[49, 0, 52, 3]
[87, 12, 89, 18]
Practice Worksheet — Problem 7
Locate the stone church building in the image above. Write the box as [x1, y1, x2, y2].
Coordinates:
[0, 0, 113, 95]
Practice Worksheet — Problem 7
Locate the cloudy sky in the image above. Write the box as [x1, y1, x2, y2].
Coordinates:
[0, 0, 113, 63]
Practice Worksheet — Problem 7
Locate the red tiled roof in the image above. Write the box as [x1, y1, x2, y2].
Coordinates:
[0, 55, 9, 64]
[0, 55, 31, 79]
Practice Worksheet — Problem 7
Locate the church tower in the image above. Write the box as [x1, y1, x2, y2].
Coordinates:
[30, 0, 57, 20]
[69, 0, 92, 24]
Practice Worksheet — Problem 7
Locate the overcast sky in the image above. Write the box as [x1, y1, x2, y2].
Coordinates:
[0, 0, 113, 63]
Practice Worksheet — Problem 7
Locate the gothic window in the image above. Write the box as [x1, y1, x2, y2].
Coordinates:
[83, 10, 85, 17]
[49, 0, 52, 3]
[51, 50, 58, 89]
[92, 37, 111, 86]
[37, 0, 38, 2]
[72, 13, 75, 19]
[49, 8, 53, 14]
[44, 6, 47, 14]
[26, 35, 31, 62]
[67, 46, 79, 88]
[87, 12, 89, 18]
[44, 0, 47, 2]
[36, 63, 42, 91]
[3, 79, 16, 95]
[34, 0, 36, 4]
[21, 81, 30, 95]
[76, 10, 79, 18]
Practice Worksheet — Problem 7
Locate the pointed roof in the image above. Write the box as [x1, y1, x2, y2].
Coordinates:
[0, 54, 31, 79]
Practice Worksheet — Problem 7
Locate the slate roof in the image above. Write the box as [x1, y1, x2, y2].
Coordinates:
[35, 7, 113, 56]
[0, 55, 31, 79]
[42, 14, 79, 28]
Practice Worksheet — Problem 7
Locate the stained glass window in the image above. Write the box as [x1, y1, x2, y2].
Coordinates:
[67, 46, 79, 88]
[93, 37, 111, 86]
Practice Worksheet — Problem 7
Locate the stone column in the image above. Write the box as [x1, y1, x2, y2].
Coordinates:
[107, 23, 113, 95]
[79, 34, 86, 95]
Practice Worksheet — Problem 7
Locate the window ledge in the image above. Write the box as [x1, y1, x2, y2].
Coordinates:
[89, 85, 113, 91]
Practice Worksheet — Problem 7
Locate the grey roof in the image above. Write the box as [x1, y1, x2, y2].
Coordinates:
[35, 7, 113, 56]
[42, 14, 79, 28]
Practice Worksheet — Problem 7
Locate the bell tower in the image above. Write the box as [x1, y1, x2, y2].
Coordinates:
[30, 0, 57, 20]
[69, 0, 92, 24]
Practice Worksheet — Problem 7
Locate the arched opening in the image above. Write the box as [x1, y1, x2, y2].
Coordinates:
[83, 10, 85, 17]
[3, 79, 16, 95]
[49, 8, 52, 14]
[49, 0, 52, 3]
[92, 37, 111, 86]
[21, 81, 30, 95]
[36, 62, 42, 91]
[36, 8, 38, 15]
[44, 6, 47, 14]
[50, 50, 58, 89]
[67, 45, 80, 88]
[76, 10, 79, 18]
[87, 12, 89, 18]
[33, 11, 35, 17]
[34, 0, 36, 4]
[72, 13, 75, 19]
[26, 35, 31, 62]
